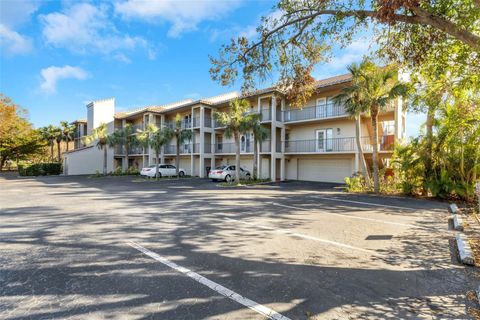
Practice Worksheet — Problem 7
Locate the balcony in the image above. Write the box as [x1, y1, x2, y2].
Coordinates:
[115, 145, 145, 155]
[204, 117, 212, 128]
[283, 103, 348, 123]
[260, 109, 271, 121]
[164, 144, 192, 155]
[193, 117, 201, 128]
[215, 142, 253, 154]
[284, 137, 355, 153]
[284, 136, 395, 153]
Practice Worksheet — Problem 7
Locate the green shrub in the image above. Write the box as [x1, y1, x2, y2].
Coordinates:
[344, 173, 372, 192]
[18, 162, 62, 176]
[126, 166, 139, 175]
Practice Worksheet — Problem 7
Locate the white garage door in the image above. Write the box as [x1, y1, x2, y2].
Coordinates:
[298, 158, 352, 183]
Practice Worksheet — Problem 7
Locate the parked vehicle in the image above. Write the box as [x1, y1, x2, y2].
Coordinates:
[208, 165, 251, 182]
[140, 164, 185, 178]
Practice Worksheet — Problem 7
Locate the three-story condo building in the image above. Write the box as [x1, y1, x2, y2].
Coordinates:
[64, 74, 406, 183]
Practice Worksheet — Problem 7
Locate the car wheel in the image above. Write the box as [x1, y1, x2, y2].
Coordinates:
[225, 174, 232, 183]
[179, 171, 185, 177]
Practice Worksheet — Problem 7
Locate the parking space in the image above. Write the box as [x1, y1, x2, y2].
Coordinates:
[0, 175, 477, 319]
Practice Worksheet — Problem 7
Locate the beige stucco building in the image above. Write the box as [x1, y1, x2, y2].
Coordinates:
[64, 74, 406, 183]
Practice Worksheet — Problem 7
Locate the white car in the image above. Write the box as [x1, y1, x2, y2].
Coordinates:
[208, 165, 251, 182]
[140, 164, 186, 178]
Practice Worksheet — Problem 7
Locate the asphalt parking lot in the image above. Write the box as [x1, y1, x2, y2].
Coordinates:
[1, 174, 478, 319]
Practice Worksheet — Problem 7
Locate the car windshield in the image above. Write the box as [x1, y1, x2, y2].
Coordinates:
[148, 165, 156, 168]
[215, 166, 227, 170]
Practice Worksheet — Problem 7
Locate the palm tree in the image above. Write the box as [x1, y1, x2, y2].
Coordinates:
[83, 123, 112, 175]
[60, 121, 75, 152]
[110, 124, 138, 171]
[333, 63, 370, 184]
[53, 126, 63, 162]
[138, 123, 174, 180]
[172, 114, 192, 178]
[341, 59, 408, 193]
[39, 125, 57, 162]
[213, 99, 250, 183]
[243, 112, 269, 180]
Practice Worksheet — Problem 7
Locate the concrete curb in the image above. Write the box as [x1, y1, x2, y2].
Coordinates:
[455, 234, 475, 265]
[452, 214, 464, 231]
[449, 203, 459, 213]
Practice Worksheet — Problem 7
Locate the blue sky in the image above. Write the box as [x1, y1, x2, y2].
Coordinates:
[0, 0, 424, 136]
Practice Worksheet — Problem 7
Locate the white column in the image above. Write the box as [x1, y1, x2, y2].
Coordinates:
[354, 152, 359, 173]
[270, 96, 277, 182]
[280, 157, 285, 181]
[199, 106, 205, 178]
[122, 119, 127, 170]
[160, 114, 165, 164]
[148, 113, 154, 165]
[281, 98, 285, 122]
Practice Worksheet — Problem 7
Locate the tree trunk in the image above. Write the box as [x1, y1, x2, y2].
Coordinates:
[371, 107, 380, 193]
[50, 142, 54, 162]
[155, 147, 160, 180]
[103, 145, 107, 176]
[0, 155, 7, 170]
[57, 141, 61, 162]
[422, 105, 435, 195]
[355, 116, 370, 183]
[253, 134, 258, 180]
[175, 134, 180, 178]
[234, 131, 241, 183]
[66, 139, 69, 152]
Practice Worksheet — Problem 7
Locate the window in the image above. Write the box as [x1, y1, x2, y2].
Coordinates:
[382, 120, 395, 135]
[167, 165, 176, 169]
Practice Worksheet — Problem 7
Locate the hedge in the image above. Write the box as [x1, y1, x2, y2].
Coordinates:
[18, 163, 62, 176]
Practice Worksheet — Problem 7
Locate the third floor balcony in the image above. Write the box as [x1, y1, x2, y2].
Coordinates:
[283, 103, 348, 123]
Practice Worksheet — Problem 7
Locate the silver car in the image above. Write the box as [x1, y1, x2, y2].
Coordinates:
[208, 165, 251, 182]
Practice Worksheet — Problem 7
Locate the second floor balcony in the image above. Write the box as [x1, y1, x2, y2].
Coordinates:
[284, 135, 395, 153]
[283, 103, 348, 123]
[114, 145, 145, 155]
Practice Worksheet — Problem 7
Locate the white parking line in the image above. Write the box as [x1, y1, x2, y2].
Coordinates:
[225, 218, 381, 256]
[310, 195, 418, 210]
[127, 241, 291, 320]
[271, 202, 433, 231]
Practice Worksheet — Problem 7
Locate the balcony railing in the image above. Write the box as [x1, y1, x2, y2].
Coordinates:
[283, 103, 347, 122]
[164, 144, 192, 155]
[260, 109, 271, 121]
[284, 137, 356, 153]
[204, 117, 212, 128]
[361, 135, 395, 151]
[259, 140, 271, 153]
[193, 117, 201, 128]
[115, 145, 145, 155]
[284, 136, 395, 153]
[215, 142, 253, 154]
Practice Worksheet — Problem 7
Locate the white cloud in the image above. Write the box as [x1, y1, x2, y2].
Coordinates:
[115, 0, 243, 37]
[0, 24, 32, 54]
[0, 0, 39, 55]
[0, 0, 40, 28]
[40, 65, 88, 94]
[40, 3, 148, 55]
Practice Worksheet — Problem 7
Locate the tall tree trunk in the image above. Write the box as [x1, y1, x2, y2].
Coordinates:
[176, 134, 180, 178]
[50, 142, 54, 162]
[355, 116, 370, 183]
[57, 141, 61, 162]
[66, 139, 69, 152]
[0, 155, 7, 170]
[253, 134, 258, 180]
[422, 105, 435, 195]
[371, 107, 380, 193]
[103, 145, 107, 176]
[155, 147, 160, 180]
[234, 131, 241, 183]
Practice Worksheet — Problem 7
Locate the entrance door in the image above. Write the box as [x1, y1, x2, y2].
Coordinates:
[316, 97, 326, 118]
[315, 129, 326, 152]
